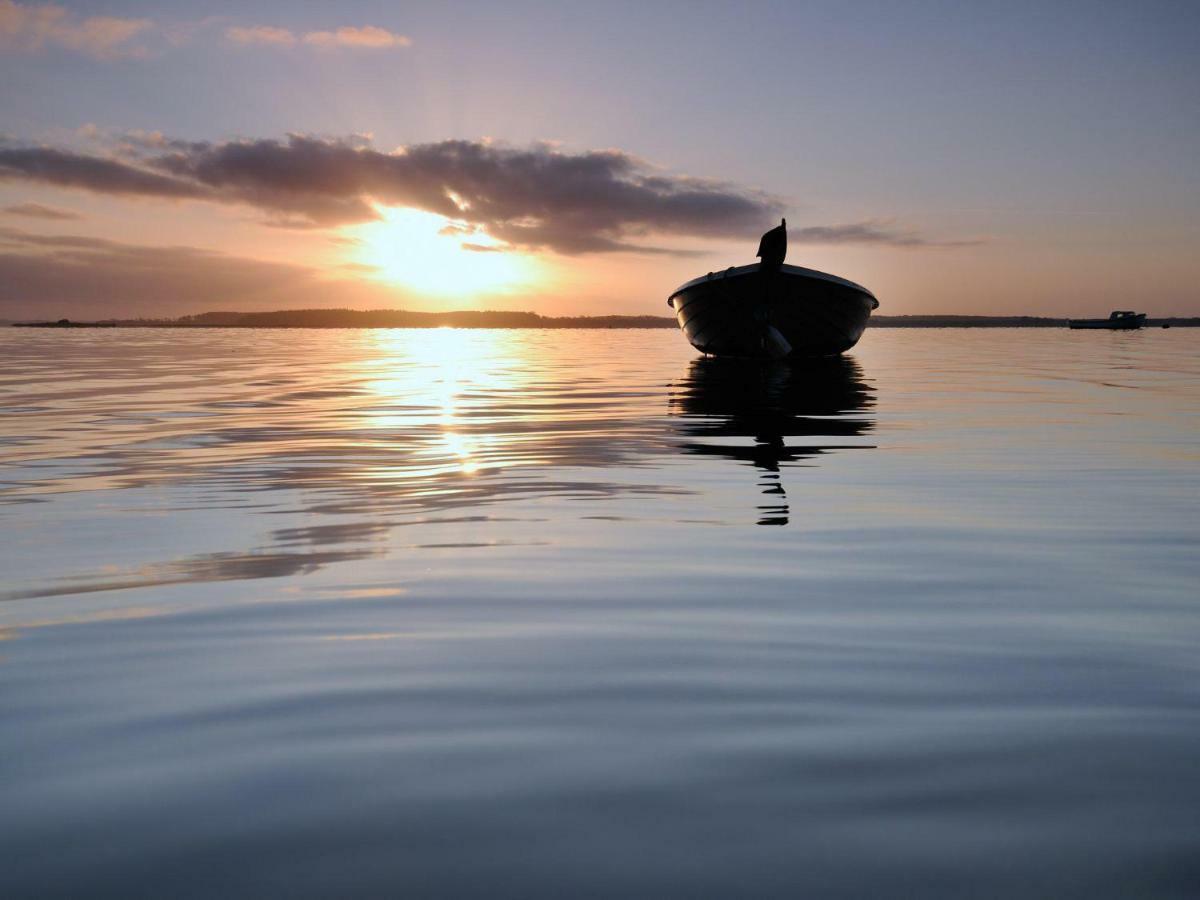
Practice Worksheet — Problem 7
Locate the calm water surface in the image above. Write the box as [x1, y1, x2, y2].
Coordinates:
[2, 327, 1198, 897]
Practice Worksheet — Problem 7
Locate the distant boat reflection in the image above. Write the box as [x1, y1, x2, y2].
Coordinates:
[670, 356, 875, 525]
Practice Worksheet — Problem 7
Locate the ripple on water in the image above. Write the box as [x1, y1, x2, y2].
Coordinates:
[1, 327, 1198, 897]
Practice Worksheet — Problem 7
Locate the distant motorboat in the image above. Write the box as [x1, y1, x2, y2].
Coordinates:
[667, 221, 879, 358]
[1067, 310, 1146, 330]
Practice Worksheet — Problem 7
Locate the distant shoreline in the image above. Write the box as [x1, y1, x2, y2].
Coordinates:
[10, 310, 1200, 329]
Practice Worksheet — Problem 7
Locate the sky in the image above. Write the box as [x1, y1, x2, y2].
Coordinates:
[1, 0, 1198, 319]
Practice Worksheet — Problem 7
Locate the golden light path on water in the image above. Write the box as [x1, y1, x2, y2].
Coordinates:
[348, 207, 540, 296]
[360, 328, 548, 482]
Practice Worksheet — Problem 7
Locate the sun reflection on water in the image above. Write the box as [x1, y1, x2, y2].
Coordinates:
[0, 327, 887, 600]
[362, 328, 544, 481]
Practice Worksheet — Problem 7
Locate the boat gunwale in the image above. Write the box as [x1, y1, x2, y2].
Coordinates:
[668, 263, 877, 305]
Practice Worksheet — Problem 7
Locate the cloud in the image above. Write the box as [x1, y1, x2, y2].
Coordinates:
[0, 6, 409, 57]
[790, 220, 983, 248]
[792, 224, 979, 252]
[0, 0, 151, 59]
[0, 225, 396, 319]
[225, 23, 410, 50]
[0, 133, 970, 254]
[160, 15, 227, 49]
[303, 26, 410, 49]
[2, 201, 81, 220]
[225, 25, 295, 46]
[0, 134, 781, 255]
[0, 144, 205, 198]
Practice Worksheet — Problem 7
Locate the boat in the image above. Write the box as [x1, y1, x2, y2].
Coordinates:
[667, 220, 879, 358]
[1067, 310, 1146, 330]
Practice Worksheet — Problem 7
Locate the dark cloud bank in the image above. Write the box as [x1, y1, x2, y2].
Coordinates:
[0, 225, 392, 319]
[0, 134, 960, 254]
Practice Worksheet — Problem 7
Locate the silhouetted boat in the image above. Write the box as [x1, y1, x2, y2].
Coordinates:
[1067, 310, 1146, 330]
[667, 221, 879, 358]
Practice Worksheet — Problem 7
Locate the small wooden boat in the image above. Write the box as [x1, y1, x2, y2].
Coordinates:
[1067, 310, 1146, 330]
[667, 221, 879, 358]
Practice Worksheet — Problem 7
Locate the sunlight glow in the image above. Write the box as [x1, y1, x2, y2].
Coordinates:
[349, 207, 539, 297]
[361, 329, 550, 481]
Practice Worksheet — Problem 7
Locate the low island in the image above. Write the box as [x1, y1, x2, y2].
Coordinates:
[10, 310, 1199, 329]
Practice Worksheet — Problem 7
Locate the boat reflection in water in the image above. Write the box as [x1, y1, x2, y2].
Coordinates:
[670, 356, 875, 525]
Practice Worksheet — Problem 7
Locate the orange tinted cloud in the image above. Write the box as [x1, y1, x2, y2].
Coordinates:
[303, 25, 410, 49]
[2, 202, 82, 220]
[0, 225, 400, 319]
[225, 25, 296, 46]
[0, 0, 150, 59]
[224, 23, 411, 50]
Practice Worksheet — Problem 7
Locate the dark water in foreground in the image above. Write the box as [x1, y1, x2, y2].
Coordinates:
[2, 328, 1198, 897]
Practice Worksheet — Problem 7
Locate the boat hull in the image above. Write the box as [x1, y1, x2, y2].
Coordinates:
[1067, 314, 1146, 330]
[669, 265, 878, 358]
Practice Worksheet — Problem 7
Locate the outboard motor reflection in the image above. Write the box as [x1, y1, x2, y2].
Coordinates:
[670, 357, 875, 525]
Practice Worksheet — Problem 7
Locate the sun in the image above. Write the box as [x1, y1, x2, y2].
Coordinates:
[347, 207, 539, 297]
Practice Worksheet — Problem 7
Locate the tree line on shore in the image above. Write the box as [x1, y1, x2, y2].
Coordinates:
[10, 309, 1199, 328]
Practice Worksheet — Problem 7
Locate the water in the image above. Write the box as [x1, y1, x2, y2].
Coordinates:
[2, 327, 1198, 897]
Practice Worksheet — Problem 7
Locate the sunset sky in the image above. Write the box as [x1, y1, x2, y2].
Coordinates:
[1, 0, 1197, 319]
